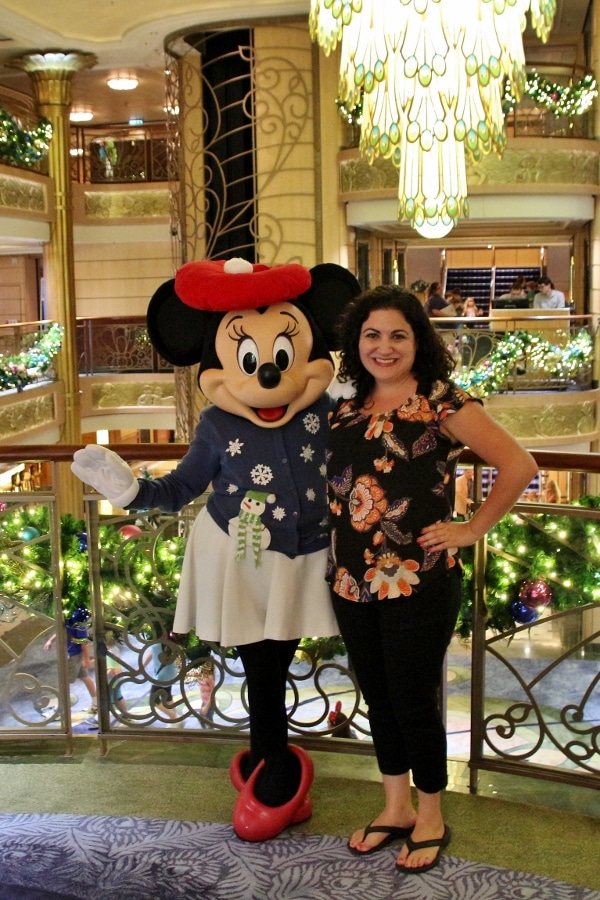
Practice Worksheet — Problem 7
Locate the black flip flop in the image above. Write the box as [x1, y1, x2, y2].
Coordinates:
[348, 821, 414, 856]
[395, 824, 452, 874]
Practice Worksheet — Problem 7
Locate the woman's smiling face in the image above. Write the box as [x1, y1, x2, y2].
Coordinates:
[358, 308, 417, 385]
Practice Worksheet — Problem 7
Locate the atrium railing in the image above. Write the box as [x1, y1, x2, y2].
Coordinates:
[69, 123, 169, 184]
[434, 313, 594, 394]
[75, 317, 172, 374]
[0, 444, 598, 794]
[505, 63, 597, 140]
[1, 314, 592, 390]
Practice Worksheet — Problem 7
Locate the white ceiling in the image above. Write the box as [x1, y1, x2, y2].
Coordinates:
[0, 1, 308, 124]
[0, 0, 592, 126]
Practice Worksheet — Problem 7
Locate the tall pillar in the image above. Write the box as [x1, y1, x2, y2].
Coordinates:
[9, 51, 97, 515]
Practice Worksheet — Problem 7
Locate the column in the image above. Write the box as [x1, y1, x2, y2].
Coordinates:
[9, 51, 96, 515]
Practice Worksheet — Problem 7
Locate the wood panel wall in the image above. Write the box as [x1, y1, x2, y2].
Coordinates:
[73, 239, 173, 318]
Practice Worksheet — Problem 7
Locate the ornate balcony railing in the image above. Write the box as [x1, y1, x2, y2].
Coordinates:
[433, 313, 594, 395]
[0, 444, 598, 795]
[70, 123, 169, 185]
[75, 317, 172, 375]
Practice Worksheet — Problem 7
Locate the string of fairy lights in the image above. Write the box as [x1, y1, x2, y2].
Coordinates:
[503, 71, 598, 118]
[455, 328, 593, 399]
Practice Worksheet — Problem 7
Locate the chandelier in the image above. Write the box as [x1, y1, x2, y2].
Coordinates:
[310, 0, 556, 238]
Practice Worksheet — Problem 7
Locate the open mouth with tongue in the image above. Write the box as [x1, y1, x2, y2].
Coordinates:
[255, 405, 288, 423]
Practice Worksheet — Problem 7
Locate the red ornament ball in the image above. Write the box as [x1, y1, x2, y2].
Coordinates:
[119, 524, 142, 539]
[518, 578, 552, 609]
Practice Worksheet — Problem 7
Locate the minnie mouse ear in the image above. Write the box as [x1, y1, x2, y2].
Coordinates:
[147, 279, 209, 367]
[299, 264, 361, 350]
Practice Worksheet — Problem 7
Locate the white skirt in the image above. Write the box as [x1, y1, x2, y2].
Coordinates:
[173, 507, 338, 647]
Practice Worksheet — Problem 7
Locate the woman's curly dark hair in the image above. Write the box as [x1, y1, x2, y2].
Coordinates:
[336, 285, 456, 409]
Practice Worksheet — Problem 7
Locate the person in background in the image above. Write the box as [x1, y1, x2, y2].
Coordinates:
[448, 289, 463, 316]
[143, 637, 182, 727]
[462, 297, 482, 318]
[454, 469, 474, 518]
[541, 478, 561, 504]
[498, 281, 527, 303]
[533, 276, 566, 309]
[525, 279, 538, 303]
[44, 609, 97, 716]
[326, 285, 537, 874]
[424, 282, 450, 318]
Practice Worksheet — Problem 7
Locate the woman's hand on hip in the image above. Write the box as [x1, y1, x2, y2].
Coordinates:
[417, 520, 479, 551]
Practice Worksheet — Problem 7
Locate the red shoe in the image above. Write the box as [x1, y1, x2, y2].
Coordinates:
[229, 747, 312, 822]
[229, 749, 251, 792]
[232, 744, 314, 842]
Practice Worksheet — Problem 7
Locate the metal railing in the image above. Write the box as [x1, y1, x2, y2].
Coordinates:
[0, 444, 598, 794]
[69, 123, 169, 184]
[75, 317, 172, 375]
[435, 313, 594, 394]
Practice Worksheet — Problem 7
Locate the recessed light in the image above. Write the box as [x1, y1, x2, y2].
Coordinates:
[107, 75, 138, 91]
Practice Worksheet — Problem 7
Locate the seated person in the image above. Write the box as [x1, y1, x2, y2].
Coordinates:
[533, 276, 566, 309]
[498, 281, 528, 304]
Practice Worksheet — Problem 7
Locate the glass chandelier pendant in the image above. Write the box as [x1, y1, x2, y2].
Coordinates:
[310, 0, 556, 238]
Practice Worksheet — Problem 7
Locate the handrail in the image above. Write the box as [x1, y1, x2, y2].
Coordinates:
[2, 444, 600, 475]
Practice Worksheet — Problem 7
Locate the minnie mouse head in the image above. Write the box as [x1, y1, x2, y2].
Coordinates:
[147, 258, 360, 428]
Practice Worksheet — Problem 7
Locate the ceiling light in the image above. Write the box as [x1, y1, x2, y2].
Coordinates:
[107, 75, 138, 91]
[310, 0, 556, 239]
[70, 109, 94, 123]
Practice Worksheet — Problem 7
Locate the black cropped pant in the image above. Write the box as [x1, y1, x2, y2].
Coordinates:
[331, 570, 462, 794]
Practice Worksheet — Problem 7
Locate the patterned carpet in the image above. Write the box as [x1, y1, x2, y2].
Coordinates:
[0, 814, 598, 900]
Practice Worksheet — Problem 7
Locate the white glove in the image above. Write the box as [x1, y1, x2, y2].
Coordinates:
[71, 445, 139, 508]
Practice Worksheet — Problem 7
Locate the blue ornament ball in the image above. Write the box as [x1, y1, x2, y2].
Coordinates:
[77, 532, 88, 552]
[509, 599, 539, 625]
[20, 525, 40, 541]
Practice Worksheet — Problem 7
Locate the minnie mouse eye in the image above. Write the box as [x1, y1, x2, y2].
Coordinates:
[273, 335, 294, 372]
[238, 337, 259, 375]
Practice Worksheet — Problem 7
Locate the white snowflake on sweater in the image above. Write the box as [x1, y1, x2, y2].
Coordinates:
[303, 412, 320, 434]
[306, 488, 316, 501]
[251, 463, 274, 486]
[300, 444, 315, 463]
[272, 506, 286, 521]
[227, 438, 244, 456]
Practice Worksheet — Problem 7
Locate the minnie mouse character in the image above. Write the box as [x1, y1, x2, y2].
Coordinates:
[71, 257, 359, 841]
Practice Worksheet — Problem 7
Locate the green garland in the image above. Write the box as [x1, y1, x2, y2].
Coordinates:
[454, 328, 593, 399]
[0, 109, 53, 169]
[457, 496, 600, 639]
[3, 498, 598, 654]
[503, 71, 597, 117]
[0, 323, 63, 392]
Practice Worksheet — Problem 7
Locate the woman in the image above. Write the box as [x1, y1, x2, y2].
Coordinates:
[424, 282, 450, 318]
[326, 286, 537, 874]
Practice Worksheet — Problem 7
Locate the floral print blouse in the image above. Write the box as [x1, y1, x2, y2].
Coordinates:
[326, 380, 476, 603]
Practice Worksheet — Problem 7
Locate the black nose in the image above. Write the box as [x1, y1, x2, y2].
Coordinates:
[257, 362, 281, 389]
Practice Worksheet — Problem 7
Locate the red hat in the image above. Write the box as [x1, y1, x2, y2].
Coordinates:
[174, 257, 312, 312]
